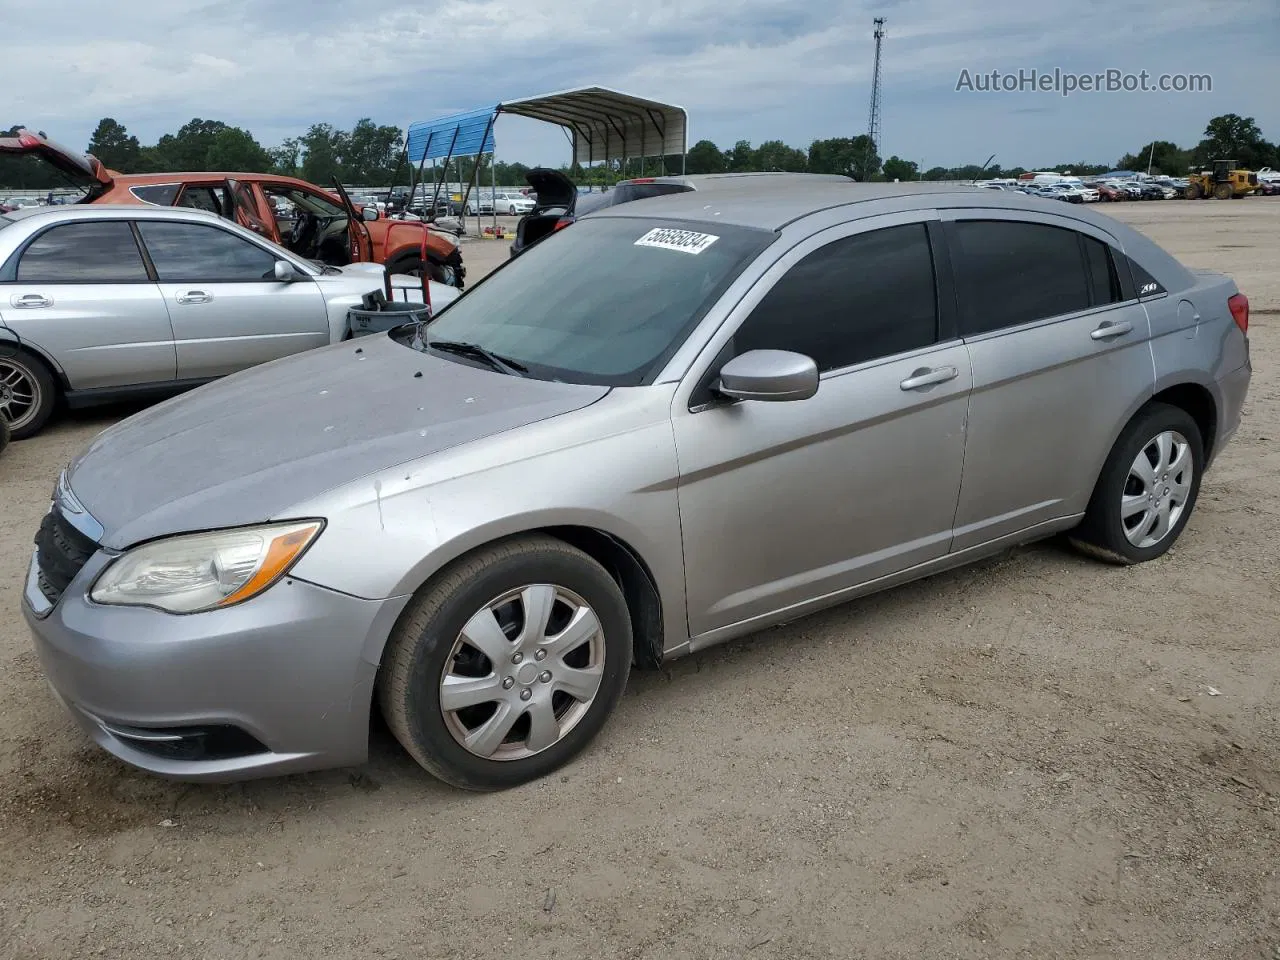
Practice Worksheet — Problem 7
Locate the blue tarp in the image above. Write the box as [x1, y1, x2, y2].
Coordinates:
[406, 105, 498, 162]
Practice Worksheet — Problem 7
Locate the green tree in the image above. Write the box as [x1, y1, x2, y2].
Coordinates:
[881, 155, 918, 181]
[808, 136, 880, 180]
[1192, 114, 1276, 169]
[299, 123, 346, 184]
[206, 127, 272, 172]
[726, 140, 756, 172]
[144, 118, 230, 170]
[1117, 140, 1189, 176]
[342, 118, 404, 183]
[269, 138, 301, 177]
[87, 118, 140, 171]
[755, 139, 807, 172]
[684, 139, 725, 174]
[922, 166, 950, 181]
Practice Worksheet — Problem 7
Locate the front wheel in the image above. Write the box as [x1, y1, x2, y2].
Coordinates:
[386, 254, 460, 288]
[1070, 403, 1203, 565]
[378, 536, 633, 790]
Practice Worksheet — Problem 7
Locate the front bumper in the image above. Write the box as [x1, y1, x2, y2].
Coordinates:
[23, 549, 410, 782]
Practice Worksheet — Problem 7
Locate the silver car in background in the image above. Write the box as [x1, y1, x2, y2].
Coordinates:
[0, 205, 458, 437]
[23, 182, 1251, 791]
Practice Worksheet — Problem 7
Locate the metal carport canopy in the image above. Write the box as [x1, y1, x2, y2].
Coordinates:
[496, 86, 688, 168]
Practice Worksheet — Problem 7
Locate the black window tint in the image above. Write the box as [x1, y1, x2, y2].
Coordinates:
[1125, 254, 1166, 298]
[177, 187, 222, 214]
[734, 223, 938, 372]
[16, 221, 148, 282]
[137, 222, 277, 281]
[1082, 236, 1121, 306]
[950, 220, 1091, 335]
[129, 184, 181, 206]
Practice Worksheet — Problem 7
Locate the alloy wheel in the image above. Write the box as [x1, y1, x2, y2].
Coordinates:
[1121, 430, 1193, 548]
[0, 357, 41, 432]
[439, 584, 606, 761]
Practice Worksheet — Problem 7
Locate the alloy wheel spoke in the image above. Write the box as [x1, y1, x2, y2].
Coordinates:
[1149, 498, 1173, 543]
[1166, 443, 1191, 480]
[517, 585, 556, 645]
[554, 663, 604, 703]
[439, 673, 504, 712]
[460, 607, 514, 665]
[540, 605, 601, 660]
[1121, 493, 1149, 520]
[1155, 432, 1175, 473]
[524, 697, 561, 752]
[1130, 451, 1157, 488]
[1169, 473, 1192, 504]
[464, 700, 521, 757]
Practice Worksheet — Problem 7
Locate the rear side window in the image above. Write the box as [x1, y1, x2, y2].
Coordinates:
[129, 184, 181, 206]
[1082, 236, 1122, 306]
[16, 221, 149, 282]
[136, 221, 277, 282]
[949, 220, 1091, 335]
[734, 222, 939, 372]
[177, 187, 223, 215]
[1123, 254, 1166, 298]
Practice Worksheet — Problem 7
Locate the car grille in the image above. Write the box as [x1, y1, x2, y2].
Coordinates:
[33, 506, 99, 606]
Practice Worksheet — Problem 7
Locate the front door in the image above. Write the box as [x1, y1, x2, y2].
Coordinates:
[331, 180, 374, 263]
[133, 219, 329, 380]
[0, 219, 175, 389]
[941, 213, 1156, 550]
[672, 215, 972, 637]
[225, 179, 280, 242]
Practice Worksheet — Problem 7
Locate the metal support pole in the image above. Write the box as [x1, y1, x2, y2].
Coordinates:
[459, 112, 497, 237]
[491, 150, 498, 237]
[430, 128, 461, 222]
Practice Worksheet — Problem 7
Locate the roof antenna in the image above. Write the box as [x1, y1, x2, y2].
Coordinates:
[972, 154, 996, 185]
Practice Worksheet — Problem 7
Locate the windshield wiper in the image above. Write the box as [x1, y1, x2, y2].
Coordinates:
[426, 339, 528, 377]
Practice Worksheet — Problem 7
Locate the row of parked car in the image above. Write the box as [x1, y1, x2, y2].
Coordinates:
[983, 177, 1188, 203]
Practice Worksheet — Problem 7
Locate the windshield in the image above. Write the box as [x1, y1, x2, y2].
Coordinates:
[409, 216, 774, 386]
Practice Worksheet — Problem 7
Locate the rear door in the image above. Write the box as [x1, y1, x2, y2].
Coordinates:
[943, 212, 1155, 550]
[224, 178, 280, 242]
[134, 219, 329, 380]
[0, 219, 174, 389]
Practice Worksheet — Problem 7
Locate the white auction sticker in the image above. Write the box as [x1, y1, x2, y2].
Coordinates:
[634, 227, 720, 255]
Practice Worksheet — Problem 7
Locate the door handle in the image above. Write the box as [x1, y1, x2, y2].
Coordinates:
[900, 365, 959, 391]
[1090, 320, 1133, 340]
[10, 293, 52, 308]
[175, 291, 212, 304]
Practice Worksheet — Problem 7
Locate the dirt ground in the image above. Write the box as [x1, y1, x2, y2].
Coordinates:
[2, 201, 1278, 960]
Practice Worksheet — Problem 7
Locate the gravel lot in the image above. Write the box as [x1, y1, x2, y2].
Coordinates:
[2, 201, 1278, 960]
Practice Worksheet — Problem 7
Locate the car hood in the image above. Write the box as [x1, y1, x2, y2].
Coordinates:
[64, 335, 609, 550]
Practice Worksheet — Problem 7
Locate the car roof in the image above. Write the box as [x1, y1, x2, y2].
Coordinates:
[588, 181, 1019, 230]
[1, 203, 227, 224]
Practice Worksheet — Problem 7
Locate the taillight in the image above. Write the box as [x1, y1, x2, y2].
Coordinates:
[17, 132, 40, 147]
[1228, 293, 1249, 335]
[553, 217, 574, 231]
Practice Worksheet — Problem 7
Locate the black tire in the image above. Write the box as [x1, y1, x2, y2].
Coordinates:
[0, 414, 9, 455]
[0, 346, 57, 440]
[1070, 402, 1204, 565]
[386, 253, 460, 288]
[378, 535, 633, 790]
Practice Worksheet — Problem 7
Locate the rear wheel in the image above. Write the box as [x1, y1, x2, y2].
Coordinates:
[1070, 403, 1203, 565]
[0, 346, 57, 439]
[378, 536, 633, 790]
[386, 253, 459, 288]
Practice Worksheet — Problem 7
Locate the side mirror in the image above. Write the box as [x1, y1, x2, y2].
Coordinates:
[362, 206, 379, 222]
[273, 260, 300, 282]
[716, 349, 819, 403]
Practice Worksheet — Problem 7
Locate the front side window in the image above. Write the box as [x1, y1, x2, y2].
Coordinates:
[414, 217, 775, 386]
[136, 221, 278, 282]
[16, 221, 149, 282]
[732, 222, 939, 372]
[949, 219, 1093, 336]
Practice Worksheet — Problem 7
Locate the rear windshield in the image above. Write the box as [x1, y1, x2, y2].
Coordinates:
[410, 216, 775, 386]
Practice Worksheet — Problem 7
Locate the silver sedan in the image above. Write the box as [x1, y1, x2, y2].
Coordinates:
[24, 182, 1251, 790]
[0, 204, 457, 437]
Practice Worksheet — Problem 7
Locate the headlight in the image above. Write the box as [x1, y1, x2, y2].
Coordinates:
[90, 521, 323, 614]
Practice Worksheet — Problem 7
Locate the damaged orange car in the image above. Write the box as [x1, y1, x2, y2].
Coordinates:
[0, 129, 465, 286]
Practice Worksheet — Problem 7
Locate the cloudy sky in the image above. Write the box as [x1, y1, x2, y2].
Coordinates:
[4, 0, 1278, 170]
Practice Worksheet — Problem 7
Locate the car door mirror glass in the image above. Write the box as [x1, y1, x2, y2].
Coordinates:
[273, 260, 299, 282]
[716, 349, 819, 402]
[362, 206, 379, 222]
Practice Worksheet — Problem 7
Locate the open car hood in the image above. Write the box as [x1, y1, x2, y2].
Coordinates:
[525, 168, 577, 211]
[0, 129, 114, 190]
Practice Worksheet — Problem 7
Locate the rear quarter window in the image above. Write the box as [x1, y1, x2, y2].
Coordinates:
[129, 184, 181, 206]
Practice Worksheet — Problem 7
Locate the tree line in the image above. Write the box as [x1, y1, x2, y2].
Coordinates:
[2, 113, 1275, 191]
